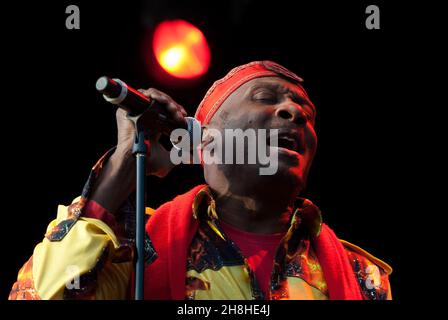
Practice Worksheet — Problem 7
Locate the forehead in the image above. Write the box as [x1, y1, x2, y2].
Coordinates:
[239, 76, 310, 101]
[211, 76, 316, 124]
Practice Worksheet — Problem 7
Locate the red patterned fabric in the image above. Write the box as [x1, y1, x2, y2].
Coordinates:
[313, 225, 363, 300]
[143, 184, 363, 300]
[220, 220, 285, 298]
[194, 61, 306, 125]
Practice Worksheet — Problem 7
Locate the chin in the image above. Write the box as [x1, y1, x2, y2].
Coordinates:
[256, 162, 305, 195]
[282, 167, 306, 191]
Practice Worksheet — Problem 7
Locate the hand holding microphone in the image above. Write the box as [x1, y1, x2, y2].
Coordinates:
[96, 76, 194, 178]
[96, 77, 192, 136]
[95, 77, 194, 294]
[90, 77, 197, 215]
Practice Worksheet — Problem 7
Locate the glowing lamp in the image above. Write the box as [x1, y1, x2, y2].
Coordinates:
[153, 20, 211, 79]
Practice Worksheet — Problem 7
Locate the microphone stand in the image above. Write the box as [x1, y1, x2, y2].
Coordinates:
[96, 76, 169, 300]
[127, 112, 149, 300]
[96, 76, 199, 300]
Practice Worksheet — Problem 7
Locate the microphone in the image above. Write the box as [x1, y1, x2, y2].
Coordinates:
[96, 76, 200, 141]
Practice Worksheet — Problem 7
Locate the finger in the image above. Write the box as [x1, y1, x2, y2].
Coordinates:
[139, 88, 182, 112]
[116, 108, 127, 118]
[138, 88, 187, 125]
[168, 102, 187, 119]
[115, 108, 131, 123]
[140, 88, 171, 103]
[179, 106, 187, 116]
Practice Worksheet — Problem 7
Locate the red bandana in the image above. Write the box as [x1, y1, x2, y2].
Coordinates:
[195, 60, 308, 125]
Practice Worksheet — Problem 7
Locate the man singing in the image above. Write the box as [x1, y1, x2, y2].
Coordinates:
[9, 61, 392, 300]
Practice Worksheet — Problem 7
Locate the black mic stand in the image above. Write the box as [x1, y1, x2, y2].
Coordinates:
[96, 76, 195, 300]
[126, 111, 150, 300]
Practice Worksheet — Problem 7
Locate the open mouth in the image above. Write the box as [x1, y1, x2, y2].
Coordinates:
[278, 136, 298, 152]
[267, 131, 303, 155]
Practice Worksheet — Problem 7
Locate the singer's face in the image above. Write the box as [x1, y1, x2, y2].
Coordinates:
[203, 76, 317, 196]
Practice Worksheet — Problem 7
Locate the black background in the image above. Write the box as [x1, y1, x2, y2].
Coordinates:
[1, 0, 418, 301]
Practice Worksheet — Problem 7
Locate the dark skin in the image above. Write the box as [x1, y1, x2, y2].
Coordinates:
[204, 77, 317, 233]
[90, 77, 317, 234]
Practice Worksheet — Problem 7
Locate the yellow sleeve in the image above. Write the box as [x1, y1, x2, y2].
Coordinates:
[9, 202, 133, 300]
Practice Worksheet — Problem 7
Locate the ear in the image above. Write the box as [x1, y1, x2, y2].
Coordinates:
[196, 131, 204, 166]
[197, 126, 211, 166]
[200, 126, 214, 145]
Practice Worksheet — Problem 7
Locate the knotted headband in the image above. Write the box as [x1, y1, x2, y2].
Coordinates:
[195, 60, 309, 125]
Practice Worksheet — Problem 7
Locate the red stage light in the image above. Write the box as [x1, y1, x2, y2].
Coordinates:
[153, 20, 211, 79]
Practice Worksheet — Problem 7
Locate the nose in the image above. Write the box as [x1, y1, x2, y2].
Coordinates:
[274, 102, 308, 126]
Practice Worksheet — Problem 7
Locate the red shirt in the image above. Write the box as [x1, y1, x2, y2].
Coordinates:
[220, 221, 285, 299]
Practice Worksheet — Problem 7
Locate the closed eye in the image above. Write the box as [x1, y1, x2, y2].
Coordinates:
[252, 91, 277, 104]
